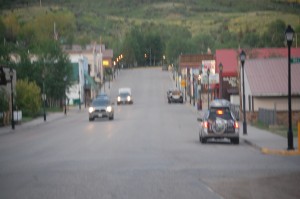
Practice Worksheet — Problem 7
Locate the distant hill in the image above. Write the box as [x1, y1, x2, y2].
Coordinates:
[1, 0, 299, 55]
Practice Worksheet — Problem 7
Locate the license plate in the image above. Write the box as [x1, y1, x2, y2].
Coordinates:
[98, 114, 102, 117]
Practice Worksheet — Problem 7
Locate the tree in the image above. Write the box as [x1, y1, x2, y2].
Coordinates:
[15, 79, 41, 117]
[191, 33, 215, 53]
[0, 88, 9, 113]
[261, 19, 286, 47]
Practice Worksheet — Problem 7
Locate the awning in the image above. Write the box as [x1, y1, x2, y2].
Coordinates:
[84, 73, 98, 90]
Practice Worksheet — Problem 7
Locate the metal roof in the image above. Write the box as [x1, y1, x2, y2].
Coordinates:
[245, 58, 300, 96]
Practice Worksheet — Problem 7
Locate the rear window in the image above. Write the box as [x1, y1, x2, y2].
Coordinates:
[172, 90, 181, 95]
[208, 107, 233, 120]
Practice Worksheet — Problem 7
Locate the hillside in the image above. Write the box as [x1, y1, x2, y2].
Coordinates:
[1, 0, 299, 60]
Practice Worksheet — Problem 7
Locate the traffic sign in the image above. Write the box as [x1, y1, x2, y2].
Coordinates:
[290, 57, 300, 64]
[181, 80, 186, 87]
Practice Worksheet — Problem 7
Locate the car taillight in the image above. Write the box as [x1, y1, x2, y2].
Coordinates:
[234, 121, 239, 129]
[216, 110, 224, 115]
[203, 121, 209, 128]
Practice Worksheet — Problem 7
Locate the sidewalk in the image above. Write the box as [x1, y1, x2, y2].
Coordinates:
[0, 106, 81, 136]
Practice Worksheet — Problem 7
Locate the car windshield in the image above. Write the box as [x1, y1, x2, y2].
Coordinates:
[92, 99, 109, 106]
[208, 107, 233, 120]
[120, 92, 130, 97]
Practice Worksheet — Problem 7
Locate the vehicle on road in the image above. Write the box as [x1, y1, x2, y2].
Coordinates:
[96, 92, 109, 99]
[88, 97, 114, 121]
[117, 87, 133, 105]
[167, 89, 183, 103]
[197, 99, 239, 144]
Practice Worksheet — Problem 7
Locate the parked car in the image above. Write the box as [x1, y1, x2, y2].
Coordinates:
[167, 89, 183, 103]
[117, 87, 133, 105]
[88, 97, 114, 121]
[197, 99, 239, 144]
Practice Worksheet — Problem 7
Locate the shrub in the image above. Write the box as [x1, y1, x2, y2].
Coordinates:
[15, 79, 41, 117]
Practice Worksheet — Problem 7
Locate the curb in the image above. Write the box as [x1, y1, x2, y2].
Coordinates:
[261, 148, 300, 156]
[243, 137, 300, 156]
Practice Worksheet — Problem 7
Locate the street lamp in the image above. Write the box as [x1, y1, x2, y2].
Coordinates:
[9, 68, 15, 129]
[285, 24, 295, 150]
[219, 62, 223, 99]
[78, 76, 81, 110]
[207, 68, 210, 108]
[193, 75, 195, 106]
[198, 70, 202, 110]
[63, 76, 67, 115]
[42, 74, 46, 121]
[240, 50, 247, 135]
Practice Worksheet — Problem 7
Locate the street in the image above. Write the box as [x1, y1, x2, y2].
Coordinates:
[0, 67, 300, 199]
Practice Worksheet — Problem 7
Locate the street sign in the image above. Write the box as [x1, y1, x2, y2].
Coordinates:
[290, 57, 300, 64]
[181, 80, 186, 87]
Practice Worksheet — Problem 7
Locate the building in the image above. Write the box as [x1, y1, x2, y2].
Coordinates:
[243, 58, 300, 125]
[179, 53, 215, 109]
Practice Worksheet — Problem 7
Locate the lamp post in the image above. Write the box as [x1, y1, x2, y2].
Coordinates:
[42, 74, 46, 121]
[9, 68, 15, 130]
[63, 76, 67, 115]
[207, 68, 210, 108]
[84, 75, 87, 108]
[193, 75, 195, 106]
[240, 50, 247, 135]
[78, 75, 81, 110]
[285, 25, 295, 150]
[198, 70, 202, 110]
[219, 62, 223, 99]
[189, 72, 192, 104]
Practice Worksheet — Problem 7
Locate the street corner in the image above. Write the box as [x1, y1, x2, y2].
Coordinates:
[261, 148, 300, 156]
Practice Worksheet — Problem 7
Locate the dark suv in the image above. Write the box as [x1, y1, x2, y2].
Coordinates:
[197, 99, 239, 144]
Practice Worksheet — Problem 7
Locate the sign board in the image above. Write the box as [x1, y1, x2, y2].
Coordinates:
[201, 74, 219, 84]
[181, 80, 186, 87]
[290, 57, 300, 64]
[103, 60, 110, 67]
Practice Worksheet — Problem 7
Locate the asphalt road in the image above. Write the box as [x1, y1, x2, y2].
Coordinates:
[0, 67, 300, 199]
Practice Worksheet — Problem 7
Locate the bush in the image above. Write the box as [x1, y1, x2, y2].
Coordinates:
[15, 79, 41, 117]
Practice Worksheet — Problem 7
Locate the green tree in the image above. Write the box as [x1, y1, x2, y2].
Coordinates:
[241, 32, 260, 48]
[0, 88, 9, 113]
[191, 33, 215, 53]
[15, 79, 41, 117]
[261, 19, 286, 47]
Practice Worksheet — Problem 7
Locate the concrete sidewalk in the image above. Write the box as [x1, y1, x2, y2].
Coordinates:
[240, 123, 299, 155]
[0, 106, 81, 136]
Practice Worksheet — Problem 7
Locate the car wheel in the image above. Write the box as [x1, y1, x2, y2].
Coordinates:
[89, 117, 94, 121]
[231, 138, 239, 144]
[109, 115, 114, 120]
[199, 133, 206, 144]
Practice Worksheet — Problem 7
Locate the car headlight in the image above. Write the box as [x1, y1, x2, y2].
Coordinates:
[117, 96, 121, 102]
[88, 107, 95, 113]
[127, 96, 131, 101]
[106, 106, 112, 112]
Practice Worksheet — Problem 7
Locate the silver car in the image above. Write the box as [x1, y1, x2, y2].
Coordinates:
[117, 88, 133, 105]
[88, 98, 114, 121]
[197, 99, 239, 144]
